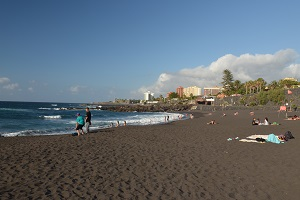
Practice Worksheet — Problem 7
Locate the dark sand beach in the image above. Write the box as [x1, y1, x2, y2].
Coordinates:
[0, 110, 299, 199]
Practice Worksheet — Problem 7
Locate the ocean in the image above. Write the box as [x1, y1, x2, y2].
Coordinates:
[0, 101, 186, 137]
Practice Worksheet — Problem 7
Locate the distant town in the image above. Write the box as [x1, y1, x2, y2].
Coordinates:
[90, 69, 300, 111]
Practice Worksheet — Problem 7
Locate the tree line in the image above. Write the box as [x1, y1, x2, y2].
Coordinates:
[221, 69, 299, 106]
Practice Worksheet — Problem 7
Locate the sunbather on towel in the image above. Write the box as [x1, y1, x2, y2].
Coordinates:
[207, 120, 216, 125]
[264, 117, 270, 125]
[258, 117, 270, 125]
[287, 115, 300, 120]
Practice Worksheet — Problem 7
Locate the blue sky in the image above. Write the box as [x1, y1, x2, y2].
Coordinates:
[1, 0, 300, 103]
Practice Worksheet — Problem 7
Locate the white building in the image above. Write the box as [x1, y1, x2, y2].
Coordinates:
[183, 86, 202, 97]
[144, 91, 154, 101]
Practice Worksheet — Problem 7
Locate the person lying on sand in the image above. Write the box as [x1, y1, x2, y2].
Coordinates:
[263, 117, 270, 125]
[278, 135, 286, 141]
[252, 118, 258, 125]
[287, 115, 300, 120]
[252, 118, 260, 125]
[257, 117, 271, 125]
[207, 120, 216, 125]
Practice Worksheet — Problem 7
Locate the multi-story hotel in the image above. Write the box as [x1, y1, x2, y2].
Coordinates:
[176, 86, 184, 98]
[183, 86, 202, 97]
[203, 86, 223, 96]
[167, 86, 222, 99]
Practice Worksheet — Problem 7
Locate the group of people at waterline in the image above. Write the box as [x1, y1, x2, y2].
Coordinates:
[75, 108, 130, 136]
[75, 109, 194, 136]
[75, 107, 92, 136]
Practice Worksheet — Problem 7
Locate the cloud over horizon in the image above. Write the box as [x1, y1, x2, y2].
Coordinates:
[0, 77, 19, 91]
[70, 85, 87, 94]
[136, 49, 300, 97]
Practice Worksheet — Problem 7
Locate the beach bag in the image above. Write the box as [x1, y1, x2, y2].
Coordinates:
[284, 131, 295, 141]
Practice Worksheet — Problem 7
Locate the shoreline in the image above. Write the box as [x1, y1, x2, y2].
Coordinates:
[1, 109, 299, 199]
[0, 109, 188, 137]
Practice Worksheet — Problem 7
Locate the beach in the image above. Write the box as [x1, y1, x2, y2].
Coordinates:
[0, 110, 299, 199]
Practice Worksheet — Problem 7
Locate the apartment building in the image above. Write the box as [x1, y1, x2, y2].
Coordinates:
[176, 86, 184, 98]
[183, 86, 201, 97]
[203, 86, 222, 96]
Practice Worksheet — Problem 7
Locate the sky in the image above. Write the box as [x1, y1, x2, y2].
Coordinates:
[1, 0, 300, 103]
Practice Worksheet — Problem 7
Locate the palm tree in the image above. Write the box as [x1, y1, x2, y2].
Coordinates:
[256, 78, 266, 92]
[247, 80, 255, 94]
[244, 81, 250, 95]
[268, 80, 279, 90]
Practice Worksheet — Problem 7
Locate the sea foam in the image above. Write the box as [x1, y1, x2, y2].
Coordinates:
[43, 115, 62, 119]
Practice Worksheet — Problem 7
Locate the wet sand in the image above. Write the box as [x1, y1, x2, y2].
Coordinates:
[0, 110, 299, 199]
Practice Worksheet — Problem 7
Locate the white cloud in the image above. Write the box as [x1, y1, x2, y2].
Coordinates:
[0, 77, 20, 91]
[28, 87, 34, 92]
[70, 86, 80, 93]
[135, 49, 300, 97]
[3, 83, 19, 90]
[0, 77, 10, 84]
[70, 85, 86, 94]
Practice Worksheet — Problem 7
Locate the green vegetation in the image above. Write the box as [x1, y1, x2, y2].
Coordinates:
[239, 88, 285, 106]
[163, 69, 299, 107]
[220, 69, 299, 106]
[168, 92, 179, 99]
[221, 69, 234, 96]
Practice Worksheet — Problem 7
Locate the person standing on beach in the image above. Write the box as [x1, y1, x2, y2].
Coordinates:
[85, 107, 92, 133]
[75, 113, 85, 136]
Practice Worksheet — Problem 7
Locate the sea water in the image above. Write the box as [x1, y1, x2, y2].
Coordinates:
[0, 101, 186, 137]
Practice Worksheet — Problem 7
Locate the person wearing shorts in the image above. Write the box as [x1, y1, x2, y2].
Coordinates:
[76, 113, 85, 136]
[85, 107, 92, 133]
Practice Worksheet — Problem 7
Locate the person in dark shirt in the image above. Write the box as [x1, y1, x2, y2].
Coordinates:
[252, 118, 259, 125]
[85, 107, 92, 133]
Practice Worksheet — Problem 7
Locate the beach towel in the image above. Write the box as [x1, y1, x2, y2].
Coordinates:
[240, 135, 268, 143]
[266, 133, 281, 144]
[242, 134, 283, 144]
[239, 139, 260, 143]
[247, 135, 269, 140]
